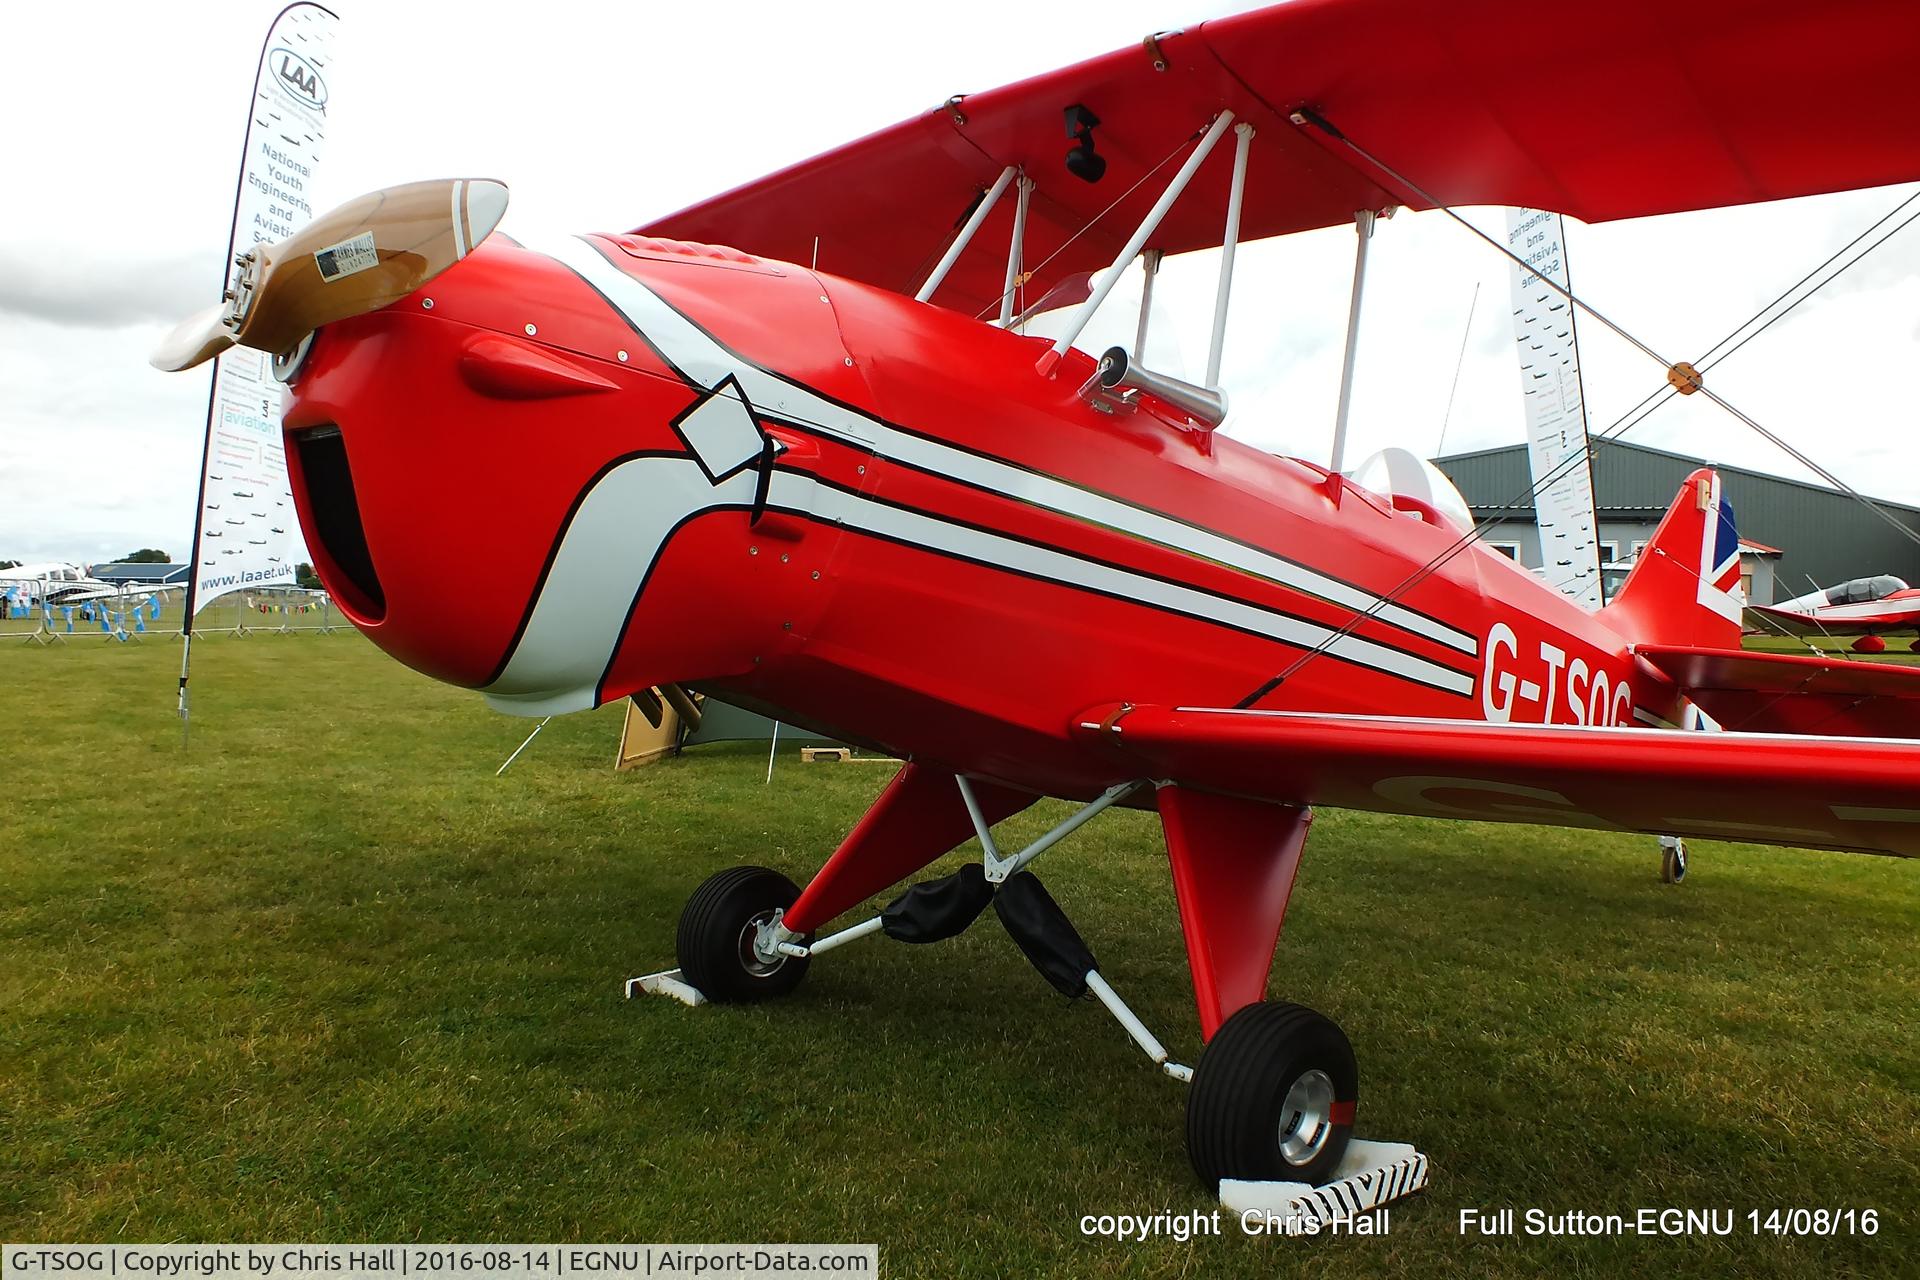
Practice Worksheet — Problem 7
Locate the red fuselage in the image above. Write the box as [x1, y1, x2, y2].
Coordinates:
[283, 234, 1688, 800]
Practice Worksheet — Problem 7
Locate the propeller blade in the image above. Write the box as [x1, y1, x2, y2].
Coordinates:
[151, 177, 509, 372]
[150, 304, 235, 373]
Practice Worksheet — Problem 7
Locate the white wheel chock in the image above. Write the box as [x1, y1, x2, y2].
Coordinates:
[1219, 1140, 1428, 1233]
[625, 968, 708, 1007]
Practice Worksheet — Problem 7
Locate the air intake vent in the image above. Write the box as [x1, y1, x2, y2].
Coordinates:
[293, 427, 385, 617]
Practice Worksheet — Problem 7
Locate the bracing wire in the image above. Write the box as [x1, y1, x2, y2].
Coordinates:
[1301, 112, 1920, 553]
[970, 130, 1200, 324]
[1237, 126, 1920, 705]
[1436, 281, 1480, 457]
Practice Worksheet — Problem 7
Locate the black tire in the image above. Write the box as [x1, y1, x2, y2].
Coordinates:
[675, 865, 810, 1003]
[1186, 1000, 1357, 1190]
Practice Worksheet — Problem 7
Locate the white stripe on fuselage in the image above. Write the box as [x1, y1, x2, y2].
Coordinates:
[480, 456, 1474, 716]
[531, 234, 1478, 658]
[766, 471, 1475, 696]
[484, 458, 759, 716]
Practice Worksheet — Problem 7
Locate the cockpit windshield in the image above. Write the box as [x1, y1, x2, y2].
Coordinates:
[1827, 575, 1909, 605]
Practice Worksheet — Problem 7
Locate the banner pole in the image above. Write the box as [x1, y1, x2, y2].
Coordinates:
[176, 1, 340, 737]
[180, 8, 279, 731]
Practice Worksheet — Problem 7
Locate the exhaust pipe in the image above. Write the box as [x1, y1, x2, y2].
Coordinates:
[1089, 346, 1228, 427]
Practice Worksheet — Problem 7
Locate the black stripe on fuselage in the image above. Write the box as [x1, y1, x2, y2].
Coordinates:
[766, 468, 1477, 698]
[481, 449, 688, 689]
[561, 234, 1477, 658]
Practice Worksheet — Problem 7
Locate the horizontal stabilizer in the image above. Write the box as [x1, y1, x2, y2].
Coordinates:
[1637, 644, 1920, 738]
[1076, 704, 1920, 858]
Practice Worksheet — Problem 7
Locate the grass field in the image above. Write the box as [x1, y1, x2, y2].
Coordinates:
[2, 635, 1915, 1277]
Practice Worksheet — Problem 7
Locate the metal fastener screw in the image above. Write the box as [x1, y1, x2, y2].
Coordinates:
[524, 323, 538, 336]
[617, 349, 629, 362]
[780, 553, 789, 563]
[811, 570, 820, 580]
[421, 298, 434, 310]
[749, 546, 759, 556]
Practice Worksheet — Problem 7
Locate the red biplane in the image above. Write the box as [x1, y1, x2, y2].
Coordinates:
[155, 0, 1920, 1187]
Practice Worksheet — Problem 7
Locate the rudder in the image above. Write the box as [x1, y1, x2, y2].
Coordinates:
[1600, 467, 1744, 650]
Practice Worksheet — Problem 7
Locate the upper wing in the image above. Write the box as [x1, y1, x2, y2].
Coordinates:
[639, 0, 1920, 314]
[1637, 644, 1920, 738]
[1076, 703, 1920, 857]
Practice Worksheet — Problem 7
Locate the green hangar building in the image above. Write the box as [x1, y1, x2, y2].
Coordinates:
[1433, 439, 1920, 606]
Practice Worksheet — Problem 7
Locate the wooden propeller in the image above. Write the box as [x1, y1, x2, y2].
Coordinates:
[152, 178, 508, 372]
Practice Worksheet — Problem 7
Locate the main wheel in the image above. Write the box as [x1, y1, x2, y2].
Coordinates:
[1186, 1000, 1357, 1190]
[675, 865, 811, 1003]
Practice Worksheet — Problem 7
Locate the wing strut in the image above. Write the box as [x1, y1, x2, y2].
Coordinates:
[1204, 122, 1256, 386]
[916, 165, 1018, 304]
[997, 173, 1034, 326]
[1158, 786, 1313, 1039]
[1292, 106, 1920, 559]
[1328, 207, 1377, 475]
[1037, 110, 1236, 376]
[782, 762, 1035, 933]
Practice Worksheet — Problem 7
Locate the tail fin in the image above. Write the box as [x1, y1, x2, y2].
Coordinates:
[1600, 468, 1745, 649]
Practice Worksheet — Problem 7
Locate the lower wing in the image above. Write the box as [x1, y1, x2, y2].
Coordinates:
[1746, 602, 1920, 638]
[1076, 704, 1920, 857]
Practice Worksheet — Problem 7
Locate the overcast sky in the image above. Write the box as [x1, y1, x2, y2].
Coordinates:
[5, 0, 1918, 565]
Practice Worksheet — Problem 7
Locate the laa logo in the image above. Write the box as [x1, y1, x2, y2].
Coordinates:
[1481, 621, 1632, 727]
[270, 48, 327, 113]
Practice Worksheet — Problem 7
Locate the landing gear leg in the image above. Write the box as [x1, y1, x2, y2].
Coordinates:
[633, 773, 1420, 1205]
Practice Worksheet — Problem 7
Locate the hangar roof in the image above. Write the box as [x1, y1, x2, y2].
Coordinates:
[92, 562, 191, 584]
[1433, 439, 1920, 591]
[1435, 440, 1920, 518]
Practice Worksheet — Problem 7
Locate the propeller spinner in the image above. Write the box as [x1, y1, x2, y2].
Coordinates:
[152, 178, 508, 372]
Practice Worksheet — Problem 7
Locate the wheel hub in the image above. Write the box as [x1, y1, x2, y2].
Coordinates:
[740, 909, 787, 976]
[1277, 1068, 1336, 1166]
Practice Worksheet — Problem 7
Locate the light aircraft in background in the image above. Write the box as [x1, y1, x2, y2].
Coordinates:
[2, 563, 183, 612]
[153, 0, 1920, 1188]
[55, 584, 184, 608]
[1748, 575, 1920, 651]
[1, 563, 114, 605]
